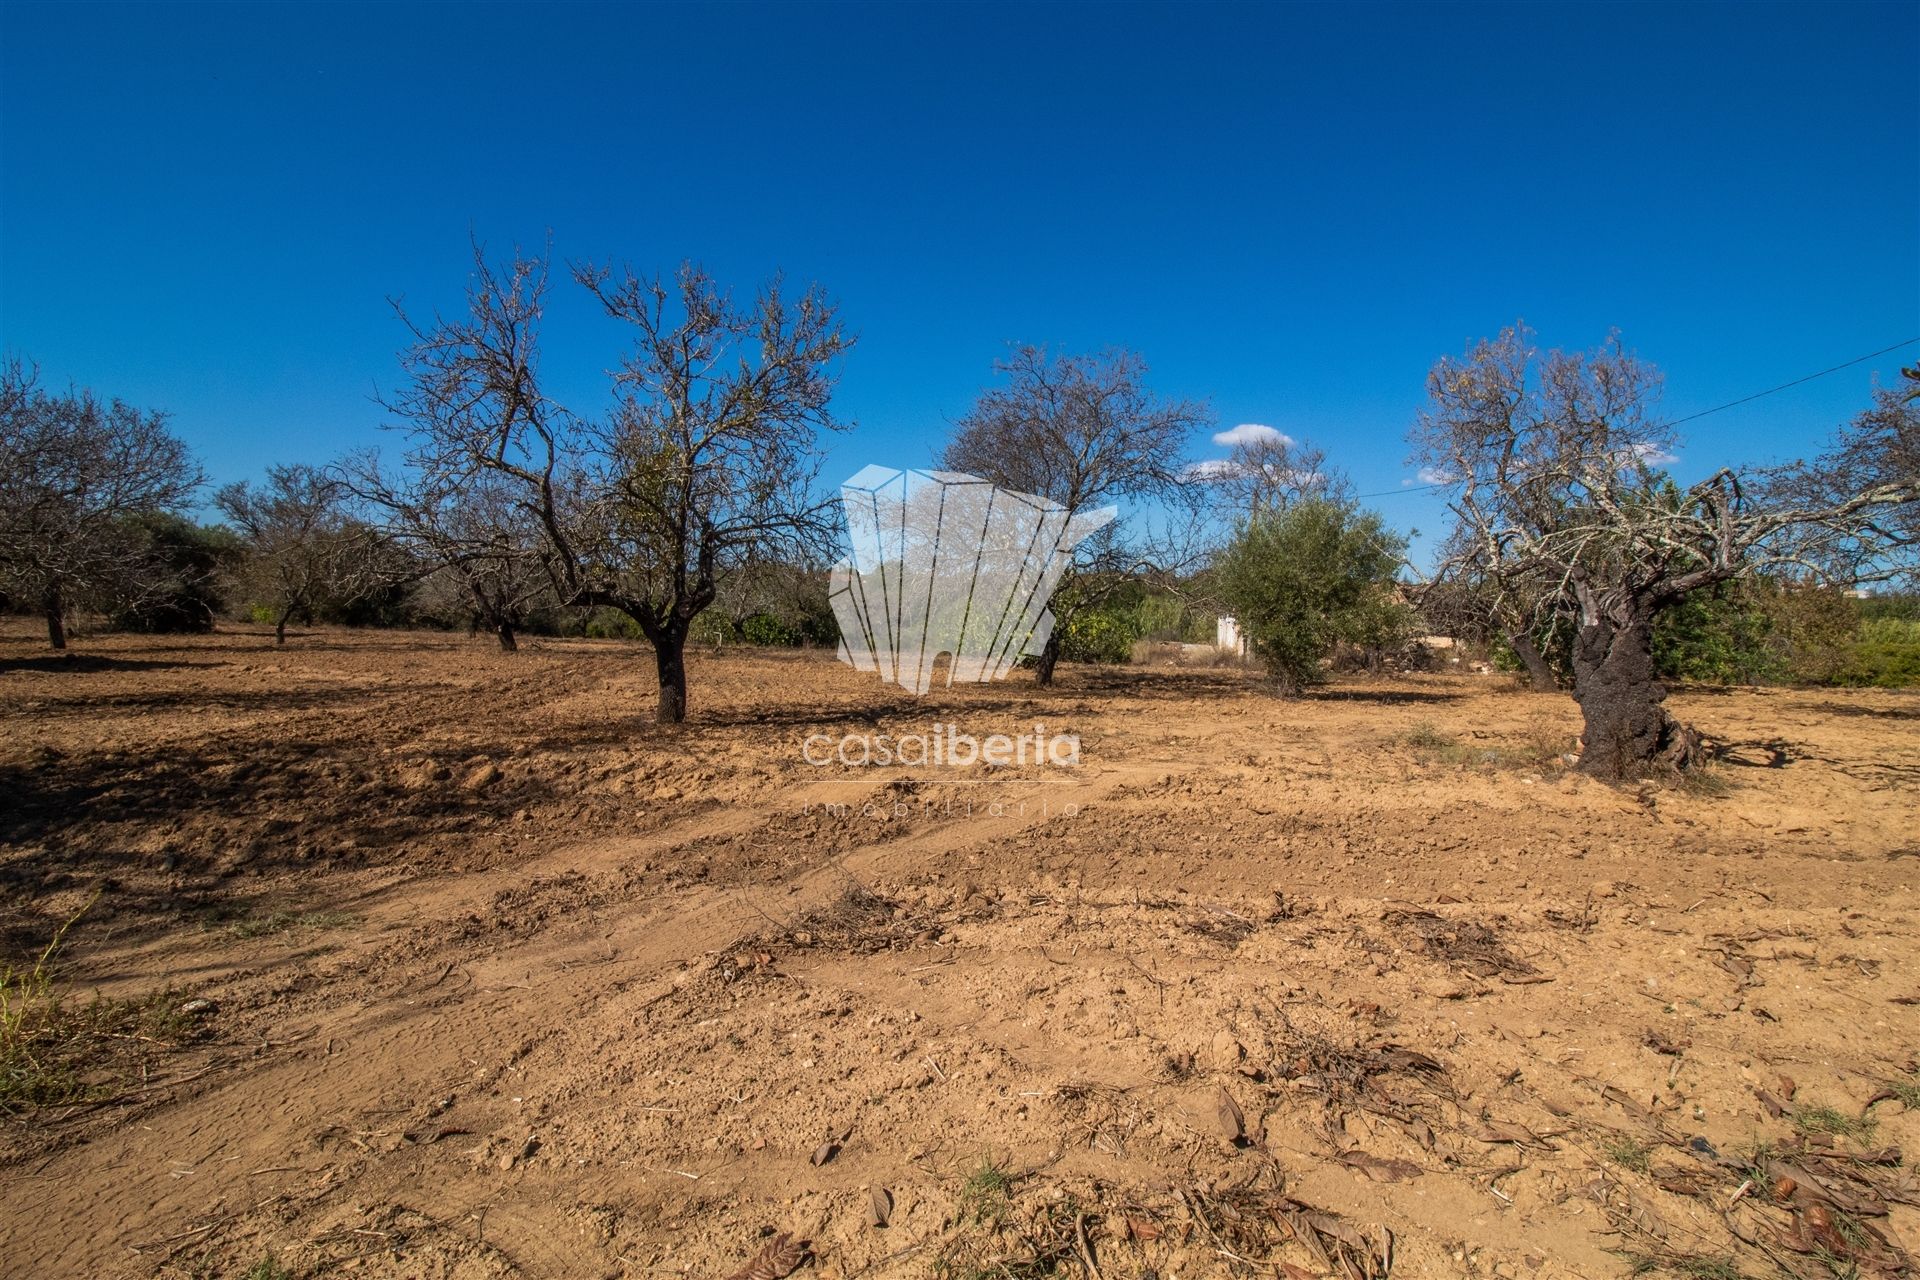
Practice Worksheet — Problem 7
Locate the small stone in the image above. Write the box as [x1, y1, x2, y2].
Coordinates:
[1591, 881, 1618, 899]
[1207, 1031, 1245, 1070]
[462, 762, 502, 792]
[177, 997, 217, 1017]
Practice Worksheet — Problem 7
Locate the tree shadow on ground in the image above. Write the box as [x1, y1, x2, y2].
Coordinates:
[1800, 700, 1920, 721]
[11, 686, 369, 716]
[1306, 688, 1469, 705]
[0, 730, 569, 944]
[0, 653, 226, 675]
[1712, 739, 1790, 768]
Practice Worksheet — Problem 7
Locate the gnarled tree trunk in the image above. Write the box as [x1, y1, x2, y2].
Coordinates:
[1033, 629, 1063, 687]
[496, 620, 518, 652]
[653, 632, 688, 723]
[1571, 613, 1701, 778]
[1507, 629, 1558, 692]
[274, 605, 291, 646]
[44, 584, 67, 651]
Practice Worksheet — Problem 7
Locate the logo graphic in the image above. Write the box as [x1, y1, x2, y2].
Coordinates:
[828, 466, 1115, 694]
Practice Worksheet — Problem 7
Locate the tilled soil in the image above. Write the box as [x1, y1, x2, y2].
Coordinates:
[1, 625, 1916, 1280]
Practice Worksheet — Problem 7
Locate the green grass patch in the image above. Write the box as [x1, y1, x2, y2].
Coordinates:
[1399, 721, 1568, 771]
[241, 1255, 295, 1280]
[2, 898, 210, 1110]
[1622, 1252, 1743, 1279]
[199, 905, 357, 939]
[954, 1158, 1016, 1227]
[1678, 764, 1735, 798]
[1603, 1133, 1655, 1173]
[1880, 1071, 1920, 1111]
[1792, 1104, 1876, 1141]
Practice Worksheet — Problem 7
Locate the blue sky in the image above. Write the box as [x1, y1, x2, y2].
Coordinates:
[2, 1, 1915, 565]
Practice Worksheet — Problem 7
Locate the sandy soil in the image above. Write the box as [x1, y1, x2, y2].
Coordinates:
[1, 623, 1916, 1280]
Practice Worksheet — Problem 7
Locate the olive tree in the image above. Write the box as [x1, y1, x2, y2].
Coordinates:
[940, 345, 1209, 685]
[384, 244, 852, 721]
[0, 359, 203, 649]
[1214, 498, 1410, 693]
[1411, 326, 1917, 778]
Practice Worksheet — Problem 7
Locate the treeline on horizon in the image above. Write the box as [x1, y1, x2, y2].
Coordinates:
[2, 511, 1914, 691]
[3, 244, 1917, 778]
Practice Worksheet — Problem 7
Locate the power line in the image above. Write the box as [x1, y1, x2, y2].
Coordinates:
[1358, 336, 1918, 500]
[1665, 337, 1918, 428]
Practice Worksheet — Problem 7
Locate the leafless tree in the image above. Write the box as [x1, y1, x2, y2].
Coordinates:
[216, 464, 388, 645]
[1421, 524, 1564, 691]
[1411, 326, 1918, 778]
[0, 358, 203, 648]
[341, 454, 556, 651]
[1203, 434, 1350, 518]
[1765, 366, 1920, 584]
[941, 345, 1210, 685]
[383, 243, 853, 721]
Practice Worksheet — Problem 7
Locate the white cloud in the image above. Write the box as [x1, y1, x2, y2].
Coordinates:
[1416, 466, 1456, 485]
[1212, 423, 1293, 449]
[1628, 442, 1679, 466]
[1184, 457, 1325, 490]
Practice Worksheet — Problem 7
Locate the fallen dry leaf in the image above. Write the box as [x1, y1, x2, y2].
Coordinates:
[723, 1231, 811, 1280]
[1216, 1089, 1247, 1144]
[1335, 1149, 1423, 1182]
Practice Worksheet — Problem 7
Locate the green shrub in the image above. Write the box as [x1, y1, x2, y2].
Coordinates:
[1654, 583, 1781, 684]
[584, 608, 644, 640]
[739, 612, 801, 646]
[108, 514, 239, 634]
[690, 611, 734, 646]
[1215, 500, 1409, 694]
[1059, 609, 1137, 663]
[1841, 618, 1920, 687]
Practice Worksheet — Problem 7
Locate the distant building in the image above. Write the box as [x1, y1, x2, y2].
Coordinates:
[1216, 614, 1248, 658]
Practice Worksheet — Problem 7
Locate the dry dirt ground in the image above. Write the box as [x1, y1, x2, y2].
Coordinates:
[1, 624, 1917, 1280]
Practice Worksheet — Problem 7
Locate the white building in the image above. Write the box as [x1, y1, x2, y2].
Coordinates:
[1216, 614, 1248, 658]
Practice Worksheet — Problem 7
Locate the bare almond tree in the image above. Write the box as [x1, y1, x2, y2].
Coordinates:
[217, 464, 388, 645]
[1423, 524, 1565, 692]
[0, 359, 203, 649]
[384, 243, 852, 722]
[1412, 326, 1918, 778]
[1766, 366, 1920, 584]
[941, 345, 1210, 685]
[1204, 434, 1349, 518]
[341, 455, 555, 651]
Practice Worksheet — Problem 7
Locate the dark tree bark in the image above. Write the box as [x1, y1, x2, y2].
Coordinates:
[1032, 630, 1062, 687]
[1571, 613, 1699, 778]
[274, 605, 291, 646]
[44, 584, 66, 651]
[653, 632, 688, 723]
[1507, 630, 1558, 692]
[496, 619, 518, 652]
